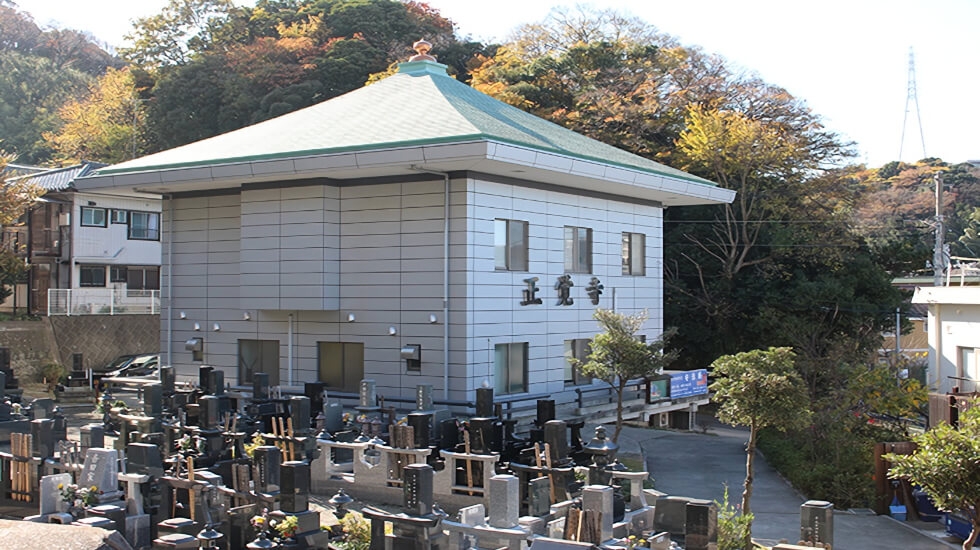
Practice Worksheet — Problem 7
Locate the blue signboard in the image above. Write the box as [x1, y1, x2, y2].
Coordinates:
[670, 369, 709, 399]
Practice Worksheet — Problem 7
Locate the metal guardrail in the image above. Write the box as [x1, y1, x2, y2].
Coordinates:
[47, 289, 160, 316]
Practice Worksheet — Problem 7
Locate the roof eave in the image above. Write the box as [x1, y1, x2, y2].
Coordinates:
[76, 140, 734, 207]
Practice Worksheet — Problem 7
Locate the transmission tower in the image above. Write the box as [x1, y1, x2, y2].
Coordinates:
[899, 47, 926, 161]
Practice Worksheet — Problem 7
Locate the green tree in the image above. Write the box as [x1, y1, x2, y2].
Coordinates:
[120, 0, 233, 68]
[0, 50, 91, 163]
[572, 308, 677, 442]
[710, 347, 811, 549]
[0, 247, 26, 305]
[886, 402, 980, 550]
[0, 152, 41, 306]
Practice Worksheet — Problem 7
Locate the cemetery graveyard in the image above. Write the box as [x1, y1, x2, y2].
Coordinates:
[0, 365, 835, 549]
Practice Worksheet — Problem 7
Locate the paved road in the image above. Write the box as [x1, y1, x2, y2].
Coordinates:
[616, 422, 960, 550]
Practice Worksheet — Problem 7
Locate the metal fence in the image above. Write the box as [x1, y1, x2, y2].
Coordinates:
[47, 288, 160, 316]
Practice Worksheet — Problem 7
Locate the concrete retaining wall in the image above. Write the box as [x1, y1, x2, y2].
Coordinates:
[0, 315, 158, 382]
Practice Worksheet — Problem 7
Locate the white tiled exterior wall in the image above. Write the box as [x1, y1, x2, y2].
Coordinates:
[71, 191, 162, 284]
[926, 303, 980, 394]
[162, 175, 664, 402]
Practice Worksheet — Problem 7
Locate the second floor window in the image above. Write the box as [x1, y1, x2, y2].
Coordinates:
[80, 207, 106, 227]
[129, 212, 160, 240]
[564, 226, 592, 273]
[494, 219, 528, 271]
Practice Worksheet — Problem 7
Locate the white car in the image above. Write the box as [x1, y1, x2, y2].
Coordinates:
[106, 353, 159, 378]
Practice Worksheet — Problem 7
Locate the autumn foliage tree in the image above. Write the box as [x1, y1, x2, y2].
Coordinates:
[44, 67, 147, 164]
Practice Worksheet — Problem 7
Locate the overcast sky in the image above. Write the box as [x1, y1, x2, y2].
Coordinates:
[19, 0, 980, 168]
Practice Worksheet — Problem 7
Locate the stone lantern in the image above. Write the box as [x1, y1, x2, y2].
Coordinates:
[582, 425, 618, 486]
[329, 488, 354, 519]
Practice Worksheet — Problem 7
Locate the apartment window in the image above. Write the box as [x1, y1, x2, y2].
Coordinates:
[238, 339, 280, 385]
[80, 206, 106, 227]
[318, 342, 364, 392]
[110, 209, 128, 224]
[494, 219, 529, 271]
[564, 338, 593, 386]
[127, 266, 160, 290]
[109, 266, 127, 283]
[563, 226, 592, 273]
[622, 232, 646, 275]
[959, 347, 979, 388]
[129, 211, 160, 240]
[495, 342, 528, 395]
[79, 265, 106, 287]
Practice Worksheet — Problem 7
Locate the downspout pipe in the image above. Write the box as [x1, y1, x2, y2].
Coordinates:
[288, 313, 294, 387]
[166, 195, 174, 368]
[411, 166, 450, 400]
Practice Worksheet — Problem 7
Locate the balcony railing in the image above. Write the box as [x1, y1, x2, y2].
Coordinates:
[47, 288, 160, 316]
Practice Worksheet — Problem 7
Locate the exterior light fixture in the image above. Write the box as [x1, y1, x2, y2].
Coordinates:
[429, 314, 438, 324]
[213, 323, 221, 332]
[243, 312, 251, 321]
[347, 313, 356, 322]
[193, 322, 201, 331]
[388, 326, 397, 336]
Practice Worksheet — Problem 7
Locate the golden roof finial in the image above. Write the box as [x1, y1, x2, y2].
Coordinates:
[409, 39, 436, 62]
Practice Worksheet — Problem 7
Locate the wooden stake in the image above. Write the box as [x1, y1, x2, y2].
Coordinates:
[463, 430, 474, 495]
[278, 416, 287, 456]
[187, 456, 196, 521]
[286, 417, 295, 462]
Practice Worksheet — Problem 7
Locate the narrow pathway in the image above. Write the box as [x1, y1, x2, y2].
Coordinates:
[622, 423, 957, 549]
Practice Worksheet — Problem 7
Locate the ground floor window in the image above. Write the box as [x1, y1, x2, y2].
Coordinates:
[564, 338, 593, 386]
[238, 339, 279, 386]
[317, 342, 364, 392]
[959, 347, 979, 390]
[495, 342, 527, 395]
[127, 266, 160, 290]
[79, 265, 106, 287]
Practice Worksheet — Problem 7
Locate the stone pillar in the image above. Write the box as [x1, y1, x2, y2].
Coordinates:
[488, 475, 519, 529]
[582, 485, 614, 542]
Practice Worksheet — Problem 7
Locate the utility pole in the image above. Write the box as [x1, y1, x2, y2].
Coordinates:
[934, 171, 945, 286]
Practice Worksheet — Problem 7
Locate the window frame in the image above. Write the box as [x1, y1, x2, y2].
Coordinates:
[494, 218, 529, 271]
[564, 338, 594, 386]
[621, 232, 646, 276]
[238, 339, 280, 386]
[109, 266, 127, 283]
[128, 211, 160, 241]
[127, 266, 160, 290]
[79, 265, 106, 287]
[110, 209, 128, 224]
[317, 341, 365, 393]
[80, 206, 107, 228]
[494, 342, 528, 395]
[563, 226, 593, 273]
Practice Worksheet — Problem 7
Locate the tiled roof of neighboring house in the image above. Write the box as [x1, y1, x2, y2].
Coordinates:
[12, 161, 106, 192]
[2, 163, 47, 179]
[907, 302, 929, 319]
[95, 60, 715, 188]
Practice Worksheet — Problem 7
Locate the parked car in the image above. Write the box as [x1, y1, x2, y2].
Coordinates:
[106, 353, 160, 378]
[96, 354, 136, 374]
